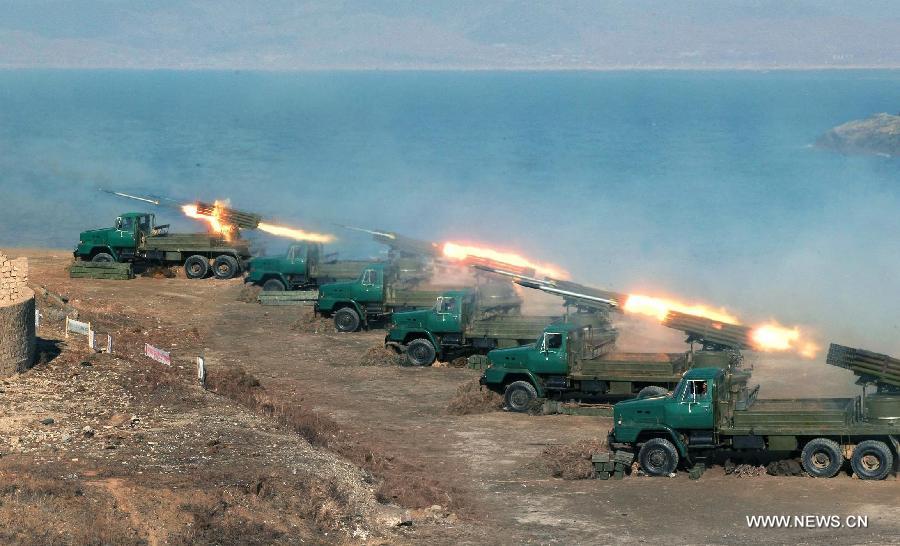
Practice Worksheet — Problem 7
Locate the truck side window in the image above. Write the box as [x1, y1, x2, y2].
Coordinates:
[544, 333, 563, 350]
[684, 380, 709, 402]
[438, 297, 456, 313]
[119, 217, 134, 231]
[361, 269, 375, 286]
[138, 215, 151, 231]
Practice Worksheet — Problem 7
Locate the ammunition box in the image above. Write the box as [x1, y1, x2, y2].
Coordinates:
[597, 471, 610, 480]
[591, 453, 610, 463]
[614, 450, 634, 464]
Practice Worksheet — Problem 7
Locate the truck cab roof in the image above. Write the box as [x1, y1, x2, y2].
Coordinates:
[681, 367, 725, 382]
[543, 322, 585, 333]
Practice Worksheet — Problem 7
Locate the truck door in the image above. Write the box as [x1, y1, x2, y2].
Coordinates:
[665, 378, 714, 429]
[287, 244, 308, 275]
[112, 216, 137, 251]
[433, 296, 462, 331]
[358, 267, 383, 303]
[529, 331, 568, 375]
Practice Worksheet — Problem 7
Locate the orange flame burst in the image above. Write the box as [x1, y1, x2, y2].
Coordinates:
[182, 201, 335, 243]
[750, 323, 820, 358]
[257, 222, 334, 243]
[623, 294, 739, 323]
[623, 293, 819, 358]
[442, 241, 569, 279]
[182, 203, 233, 239]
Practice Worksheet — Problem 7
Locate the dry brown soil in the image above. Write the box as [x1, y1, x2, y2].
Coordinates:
[2, 249, 897, 545]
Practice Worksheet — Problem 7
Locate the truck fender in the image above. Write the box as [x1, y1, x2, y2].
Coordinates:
[89, 246, 117, 261]
[334, 300, 365, 321]
[402, 331, 440, 351]
[639, 427, 690, 458]
[485, 369, 546, 397]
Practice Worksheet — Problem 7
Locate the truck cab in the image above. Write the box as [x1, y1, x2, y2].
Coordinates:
[75, 212, 157, 262]
[246, 242, 323, 291]
[480, 322, 605, 411]
[316, 263, 388, 332]
[384, 290, 473, 364]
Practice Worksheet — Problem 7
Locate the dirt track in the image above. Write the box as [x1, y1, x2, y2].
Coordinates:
[5, 249, 899, 544]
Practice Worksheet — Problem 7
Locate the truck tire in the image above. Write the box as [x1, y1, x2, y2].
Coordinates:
[334, 307, 360, 332]
[800, 438, 843, 478]
[504, 381, 537, 413]
[213, 255, 240, 279]
[91, 252, 115, 263]
[406, 339, 437, 366]
[850, 440, 893, 481]
[184, 255, 210, 279]
[638, 437, 679, 476]
[262, 278, 286, 291]
[638, 386, 668, 399]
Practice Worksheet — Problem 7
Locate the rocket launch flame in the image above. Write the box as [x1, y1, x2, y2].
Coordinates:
[442, 241, 569, 279]
[181, 201, 334, 243]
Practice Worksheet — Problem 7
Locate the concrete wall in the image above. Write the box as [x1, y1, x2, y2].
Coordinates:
[0, 252, 36, 376]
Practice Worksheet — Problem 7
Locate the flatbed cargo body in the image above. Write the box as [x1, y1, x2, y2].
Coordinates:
[572, 352, 688, 383]
[465, 315, 559, 341]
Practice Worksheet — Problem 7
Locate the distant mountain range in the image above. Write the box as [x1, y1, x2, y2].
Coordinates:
[2, 1, 900, 69]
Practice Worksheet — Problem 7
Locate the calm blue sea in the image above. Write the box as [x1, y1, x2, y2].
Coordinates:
[1, 70, 898, 348]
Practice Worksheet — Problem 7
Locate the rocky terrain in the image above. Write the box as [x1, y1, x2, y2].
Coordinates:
[817, 112, 900, 156]
[0, 248, 897, 545]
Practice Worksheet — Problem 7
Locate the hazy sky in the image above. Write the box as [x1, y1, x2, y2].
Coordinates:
[3, 1, 900, 69]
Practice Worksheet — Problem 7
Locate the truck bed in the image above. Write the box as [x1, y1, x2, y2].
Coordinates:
[144, 234, 248, 252]
[384, 288, 445, 309]
[573, 352, 688, 382]
[466, 315, 558, 341]
[725, 397, 859, 434]
[312, 261, 369, 280]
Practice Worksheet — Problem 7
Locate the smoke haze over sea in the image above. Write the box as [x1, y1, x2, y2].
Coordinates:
[1, 69, 899, 356]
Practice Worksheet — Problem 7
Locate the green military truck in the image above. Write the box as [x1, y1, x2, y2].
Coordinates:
[316, 262, 472, 332]
[245, 243, 371, 291]
[74, 212, 251, 279]
[479, 321, 736, 411]
[384, 285, 568, 366]
[608, 343, 900, 480]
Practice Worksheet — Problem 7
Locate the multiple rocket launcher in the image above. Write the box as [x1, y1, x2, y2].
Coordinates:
[473, 261, 755, 351]
[103, 188, 898, 384]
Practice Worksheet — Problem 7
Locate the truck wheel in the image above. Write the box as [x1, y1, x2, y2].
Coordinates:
[262, 278, 286, 291]
[800, 438, 843, 478]
[334, 308, 360, 332]
[184, 255, 210, 279]
[638, 438, 679, 476]
[850, 440, 893, 481]
[406, 339, 436, 366]
[213, 255, 240, 279]
[504, 381, 537, 413]
[91, 253, 115, 263]
[638, 386, 668, 399]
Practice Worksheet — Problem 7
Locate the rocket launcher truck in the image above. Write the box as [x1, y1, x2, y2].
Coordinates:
[316, 262, 518, 333]
[608, 343, 899, 480]
[475, 264, 748, 411]
[246, 227, 439, 292]
[74, 211, 253, 279]
[384, 260, 619, 367]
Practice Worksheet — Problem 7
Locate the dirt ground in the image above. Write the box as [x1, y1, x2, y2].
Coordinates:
[3, 249, 898, 545]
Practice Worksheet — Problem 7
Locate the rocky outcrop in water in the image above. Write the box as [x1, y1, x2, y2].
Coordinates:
[817, 113, 900, 157]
